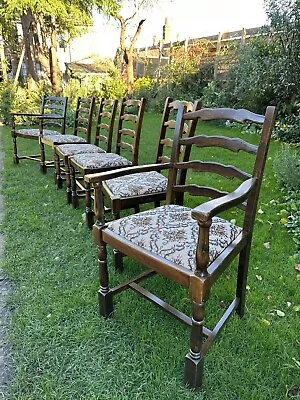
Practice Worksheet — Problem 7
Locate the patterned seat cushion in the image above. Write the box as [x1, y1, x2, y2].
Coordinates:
[105, 171, 168, 198]
[43, 134, 86, 144]
[71, 153, 131, 169]
[15, 128, 61, 137]
[57, 144, 105, 156]
[107, 205, 242, 271]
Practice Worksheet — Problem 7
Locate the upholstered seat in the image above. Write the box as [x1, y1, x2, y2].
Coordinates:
[56, 143, 105, 157]
[71, 152, 132, 169]
[107, 205, 242, 271]
[42, 134, 87, 146]
[15, 128, 61, 137]
[104, 171, 168, 198]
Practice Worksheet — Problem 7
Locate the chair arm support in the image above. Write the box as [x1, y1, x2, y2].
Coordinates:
[192, 178, 257, 222]
[84, 163, 171, 184]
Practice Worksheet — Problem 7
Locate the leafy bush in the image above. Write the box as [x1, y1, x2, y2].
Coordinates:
[0, 81, 55, 125]
[273, 145, 300, 190]
[273, 114, 300, 143]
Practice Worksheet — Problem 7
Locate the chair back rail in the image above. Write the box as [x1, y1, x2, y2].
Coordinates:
[94, 98, 118, 152]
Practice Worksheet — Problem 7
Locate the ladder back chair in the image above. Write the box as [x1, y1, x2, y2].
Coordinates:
[98, 97, 202, 223]
[40, 97, 95, 174]
[69, 98, 146, 228]
[54, 98, 118, 203]
[11, 96, 68, 165]
[84, 104, 276, 388]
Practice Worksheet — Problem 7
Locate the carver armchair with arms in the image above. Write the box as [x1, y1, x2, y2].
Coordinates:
[11, 96, 68, 165]
[85, 104, 276, 388]
[39, 96, 95, 174]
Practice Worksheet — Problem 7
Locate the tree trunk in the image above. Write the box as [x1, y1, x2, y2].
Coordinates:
[32, 14, 51, 82]
[21, 8, 38, 88]
[49, 22, 61, 94]
[126, 51, 134, 96]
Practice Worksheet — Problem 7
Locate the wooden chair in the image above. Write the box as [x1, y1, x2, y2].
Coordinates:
[99, 97, 202, 222]
[69, 98, 146, 228]
[11, 96, 68, 165]
[84, 104, 276, 388]
[54, 98, 118, 203]
[39, 97, 95, 174]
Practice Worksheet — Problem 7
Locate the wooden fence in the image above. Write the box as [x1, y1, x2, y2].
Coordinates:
[134, 27, 262, 79]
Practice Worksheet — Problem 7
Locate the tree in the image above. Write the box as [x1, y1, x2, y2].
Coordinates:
[0, 0, 120, 91]
[112, 0, 156, 95]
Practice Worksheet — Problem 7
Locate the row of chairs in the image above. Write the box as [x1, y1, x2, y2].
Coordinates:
[10, 96, 276, 388]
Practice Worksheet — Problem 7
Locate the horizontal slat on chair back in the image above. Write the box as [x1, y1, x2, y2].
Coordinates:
[115, 98, 146, 166]
[180, 135, 258, 154]
[94, 98, 118, 153]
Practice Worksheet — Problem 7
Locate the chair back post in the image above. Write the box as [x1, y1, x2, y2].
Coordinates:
[131, 98, 146, 166]
[165, 104, 188, 205]
[176, 99, 203, 192]
[243, 105, 276, 233]
[155, 97, 173, 163]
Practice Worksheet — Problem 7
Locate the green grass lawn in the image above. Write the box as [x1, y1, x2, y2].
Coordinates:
[0, 112, 299, 399]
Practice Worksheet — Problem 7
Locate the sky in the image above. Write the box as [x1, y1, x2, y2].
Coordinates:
[82, 0, 268, 59]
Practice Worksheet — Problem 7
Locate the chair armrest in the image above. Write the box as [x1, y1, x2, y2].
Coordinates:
[11, 112, 64, 119]
[192, 178, 257, 222]
[11, 112, 44, 118]
[84, 163, 171, 183]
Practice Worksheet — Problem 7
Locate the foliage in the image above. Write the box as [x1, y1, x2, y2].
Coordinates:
[272, 113, 300, 143]
[273, 145, 300, 191]
[0, 81, 54, 124]
[279, 190, 300, 259]
[132, 76, 156, 107]
[208, 0, 300, 116]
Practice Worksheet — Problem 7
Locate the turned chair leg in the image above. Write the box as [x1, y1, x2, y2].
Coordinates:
[154, 200, 160, 208]
[184, 301, 205, 389]
[39, 141, 47, 174]
[236, 240, 251, 317]
[85, 181, 94, 229]
[113, 249, 124, 272]
[12, 136, 19, 164]
[70, 165, 79, 208]
[134, 205, 140, 214]
[54, 151, 63, 188]
[65, 162, 72, 204]
[97, 242, 113, 317]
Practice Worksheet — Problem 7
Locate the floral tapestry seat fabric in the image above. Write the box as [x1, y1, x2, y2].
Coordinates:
[107, 204, 242, 271]
[104, 171, 168, 198]
[42, 134, 87, 145]
[56, 143, 105, 157]
[15, 128, 62, 137]
[71, 152, 132, 169]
